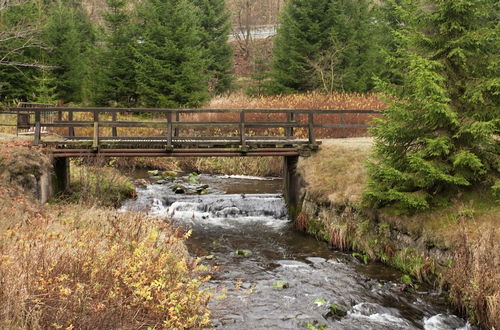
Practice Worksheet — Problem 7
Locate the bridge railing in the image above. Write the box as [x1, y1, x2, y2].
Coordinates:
[5, 107, 379, 148]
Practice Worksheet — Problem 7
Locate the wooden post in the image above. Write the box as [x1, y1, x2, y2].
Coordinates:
[92, 111, 99, 149]
[308, 112, 316, 145]
[341, 112, 346, 138]
[286, 112, 295, 138]
[285, 112, 291, 137]
[112, 112, 117, 137]
[240, 111, 246, 147]
[167, 112, 173, 148]
[283, 155, 300, 219]
[174, 111, 179, 137]
[68, 111, 74, 137]
[34, 109, 41, 146]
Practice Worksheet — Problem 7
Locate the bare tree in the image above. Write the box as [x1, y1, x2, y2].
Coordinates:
[0, 0, 49, 70]
[307, 43, 347, 93]
[229, 0, 284, 59]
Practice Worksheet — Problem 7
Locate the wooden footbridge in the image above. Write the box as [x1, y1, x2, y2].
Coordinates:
[7, 105, 377, 158]
[3, 104, 377, 205]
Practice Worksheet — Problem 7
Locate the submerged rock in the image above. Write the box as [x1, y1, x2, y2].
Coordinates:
[135, 179, 149, 187]
[172, 185, 186, 194]
[325, 304, 348, 320]
[272, 280, 290, 289]
[162, 170, 177, 178]
[195, 184, 210, 194]
[235, 249, 252, 257]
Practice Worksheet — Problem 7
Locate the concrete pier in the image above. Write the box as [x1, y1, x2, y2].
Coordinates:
[39, 157, 70, 203]
[283, 155, 302, 219]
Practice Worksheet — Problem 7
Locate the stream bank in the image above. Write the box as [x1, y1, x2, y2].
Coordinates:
[294, 138, 499, 329]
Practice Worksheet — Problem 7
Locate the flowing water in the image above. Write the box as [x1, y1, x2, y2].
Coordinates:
[121, 174, 474, 330]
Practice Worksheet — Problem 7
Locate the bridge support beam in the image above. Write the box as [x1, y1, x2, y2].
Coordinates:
[40, 157, 70, 203]
[52, 156, 70, 194]
[283, 155, 302, 220]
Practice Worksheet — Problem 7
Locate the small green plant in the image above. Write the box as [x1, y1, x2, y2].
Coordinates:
[352, 252, 370, 265]
[305, 321, 327, 330]
[401, 274, 413, 285]
[188, 172, 199, 183]
[313, 298, 328, 306]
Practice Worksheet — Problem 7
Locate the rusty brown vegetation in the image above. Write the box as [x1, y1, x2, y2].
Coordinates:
[0, 141, 212, 329]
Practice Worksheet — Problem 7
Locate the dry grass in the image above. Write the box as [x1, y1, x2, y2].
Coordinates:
[0, 139, 49, 230]
[184, 156, 282, 177]
[0, 141, 212, 329]
[297, 138, 372, 205]
[448, 217, 500, 329]
[0, 114, 16, 134]
[208, 91, 385, 110]
[68, 163, 136, 207]
[206, 92, 385, 139]
[0, 207, 212, 329]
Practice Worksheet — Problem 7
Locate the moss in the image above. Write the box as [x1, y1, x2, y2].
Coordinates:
[287, 200, 302, 221]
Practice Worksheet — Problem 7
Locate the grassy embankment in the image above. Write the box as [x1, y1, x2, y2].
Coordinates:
[297, 138, 499, 329]
[0, 137, 212, 329]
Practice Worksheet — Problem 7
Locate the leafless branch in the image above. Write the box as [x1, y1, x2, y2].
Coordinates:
[307, 43, 347, 93]
[0, 6, 47, 70]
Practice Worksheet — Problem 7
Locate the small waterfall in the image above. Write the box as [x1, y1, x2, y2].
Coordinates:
[126, 192, 289, 229]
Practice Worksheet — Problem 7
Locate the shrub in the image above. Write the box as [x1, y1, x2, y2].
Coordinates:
[0, 208, 212, 329]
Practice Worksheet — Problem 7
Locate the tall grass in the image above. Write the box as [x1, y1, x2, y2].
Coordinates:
[68, 160, 136, 207]
[448, 218, 500, 329]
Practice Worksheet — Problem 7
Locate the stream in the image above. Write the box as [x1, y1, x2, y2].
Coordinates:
[121, 173, 474, 330]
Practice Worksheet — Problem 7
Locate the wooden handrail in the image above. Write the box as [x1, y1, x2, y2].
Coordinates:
[4, 107, 378, 147]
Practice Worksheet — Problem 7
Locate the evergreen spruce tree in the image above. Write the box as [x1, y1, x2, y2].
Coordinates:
[96, 0, 137, 106]
[364, 0, 499, 213]
[270, 0, 335, 93]
[374, 0, 407, 85]
[328, 0, 381, 92]
[44, 1, 89, 103]
[32, 68, 57, 104]
[134, 0, 209, 107]
[191, 0, 233, 95]
[270, 0, 383, 93]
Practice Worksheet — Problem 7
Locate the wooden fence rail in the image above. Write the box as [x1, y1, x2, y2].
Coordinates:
[5, 107, 379, 153]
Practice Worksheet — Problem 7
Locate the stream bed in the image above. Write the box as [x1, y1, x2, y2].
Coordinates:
[121, 174, 473, 330]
